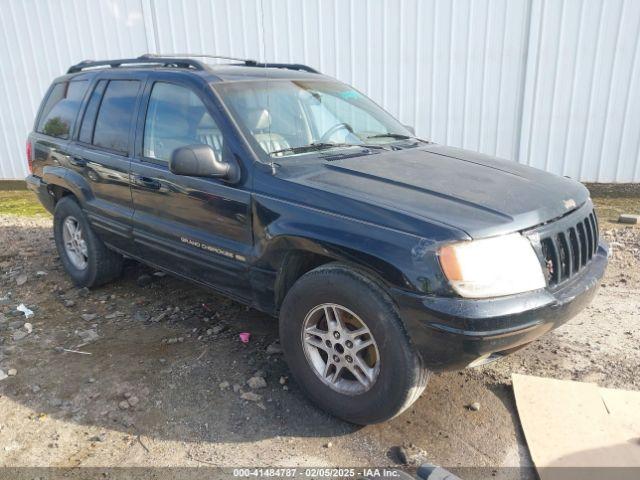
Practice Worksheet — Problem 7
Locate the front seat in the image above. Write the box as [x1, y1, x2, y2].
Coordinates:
[248, 109, 290, 155]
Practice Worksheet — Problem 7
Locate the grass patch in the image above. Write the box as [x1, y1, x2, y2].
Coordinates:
[586, 183, 639, 227]
[591, 195, 639, 227]
[0, 190, 49, 217]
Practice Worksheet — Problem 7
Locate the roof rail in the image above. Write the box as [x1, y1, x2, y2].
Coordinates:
[67, 53, 320, 75]
[243, 61, 320, 74]
[149, 53, 320, 73]
[66, 55, 208, 74]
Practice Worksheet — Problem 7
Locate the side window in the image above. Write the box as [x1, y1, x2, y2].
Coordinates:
[36, 80, 88, 139]
[92, 80, 140, 154]
[143, 82, 223, 162]
[78, 80, 107, 144]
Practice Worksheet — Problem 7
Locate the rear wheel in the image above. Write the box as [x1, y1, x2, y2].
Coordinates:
[53, 196, 123, 288]
[279, 263, 429, 424]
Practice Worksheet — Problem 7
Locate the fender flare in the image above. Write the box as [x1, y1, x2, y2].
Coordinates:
[259, 234, 413, 308]
[42, 165, 95, 206]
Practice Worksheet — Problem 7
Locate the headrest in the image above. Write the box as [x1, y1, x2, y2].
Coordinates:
[247, 109, 272, 131]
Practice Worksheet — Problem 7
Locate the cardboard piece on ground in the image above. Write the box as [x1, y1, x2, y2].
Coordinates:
[601, 387, 640, 434]
[512, 373, 640, 479]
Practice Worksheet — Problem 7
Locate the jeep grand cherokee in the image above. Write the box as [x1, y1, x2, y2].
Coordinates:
[26, 54, 608, 424]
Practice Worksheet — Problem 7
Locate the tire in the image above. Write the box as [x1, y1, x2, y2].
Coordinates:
[53, 196, 123, 288]
[279, 263, 429, 424]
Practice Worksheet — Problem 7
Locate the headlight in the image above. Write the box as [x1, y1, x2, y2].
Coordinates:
[438, 233, 546, 298]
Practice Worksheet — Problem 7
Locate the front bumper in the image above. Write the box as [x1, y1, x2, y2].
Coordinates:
[393, 242, 608, 371]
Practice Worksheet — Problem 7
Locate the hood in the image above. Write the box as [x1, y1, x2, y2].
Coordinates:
[287, 144, 590, 238]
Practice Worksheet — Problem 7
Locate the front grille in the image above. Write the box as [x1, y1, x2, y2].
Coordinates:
[539, 210, 599, 286]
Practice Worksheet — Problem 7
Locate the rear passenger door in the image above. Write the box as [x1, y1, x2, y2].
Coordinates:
[130, 76, 253, 301]
[69, 74, 146, 251]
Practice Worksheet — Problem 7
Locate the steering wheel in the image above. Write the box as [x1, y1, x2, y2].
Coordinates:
[319, 123, 353, 143]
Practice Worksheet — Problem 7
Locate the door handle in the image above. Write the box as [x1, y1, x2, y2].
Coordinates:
[70, 157, 87, 167]
[133, 175, 161, 190]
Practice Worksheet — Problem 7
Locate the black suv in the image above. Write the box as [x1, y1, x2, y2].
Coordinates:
[26, 54, 608, 424]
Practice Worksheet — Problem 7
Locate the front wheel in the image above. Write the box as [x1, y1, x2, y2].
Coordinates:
[279, 263, 429, 424]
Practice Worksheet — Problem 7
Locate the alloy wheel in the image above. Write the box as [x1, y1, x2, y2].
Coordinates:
[62, 216, 88, 270]
[301, 303, 380, 395]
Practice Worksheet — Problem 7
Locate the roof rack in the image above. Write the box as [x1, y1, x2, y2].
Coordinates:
[67, 53, 320, 75]
[243, 61, 320, 74]
[67, 55, 207, 73]
[149, 53, 320, 73]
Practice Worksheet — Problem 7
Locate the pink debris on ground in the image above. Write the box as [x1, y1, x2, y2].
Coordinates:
[239, 332, 251, 344]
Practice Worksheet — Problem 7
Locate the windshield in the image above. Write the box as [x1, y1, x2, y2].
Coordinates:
[214, 80, 415, 159]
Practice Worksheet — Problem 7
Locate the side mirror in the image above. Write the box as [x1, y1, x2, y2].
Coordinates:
[404, 124, 416, 136]
[169, 144, 240, 183]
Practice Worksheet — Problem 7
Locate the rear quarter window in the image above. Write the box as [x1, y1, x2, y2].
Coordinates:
[36, 80, 88, 139]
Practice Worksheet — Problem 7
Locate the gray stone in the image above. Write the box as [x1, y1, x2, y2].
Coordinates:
[81, 313, 97, 322]
[247, 376, 267, 389]
[150, 309, 169, 322]
[136, 274, 153, 287]
[134, 311, 150, 322]
[394, 444, 428, 466]
[12, 330, 28, 341]
[15, 273, 27, 286]
[64, 299, 75, 308]
[266, 342, 283, 355]
[77, 329, 99, 343]
[211, 324, 227, 335]
[241, 391, 261, 402]
[0, 370, 7, 381]
[7, 368, 17, 376]
[618, 214, 639, 225]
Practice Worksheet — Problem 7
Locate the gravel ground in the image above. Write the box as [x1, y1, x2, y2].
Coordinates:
[0, 198, 638, 476]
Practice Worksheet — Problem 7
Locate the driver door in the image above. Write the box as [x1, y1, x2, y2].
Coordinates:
[130, 76, 253, 301]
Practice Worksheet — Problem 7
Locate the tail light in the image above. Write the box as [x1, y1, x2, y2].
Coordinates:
[26, 140, 33, 173]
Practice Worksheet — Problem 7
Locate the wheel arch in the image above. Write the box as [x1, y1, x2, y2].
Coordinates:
[264, 235, 411, 311]
[43, 166, 93, 207]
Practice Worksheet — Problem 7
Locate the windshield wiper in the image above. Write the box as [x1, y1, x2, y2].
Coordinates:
[269, 142, 382, 157]
[365, 133, 414, 140]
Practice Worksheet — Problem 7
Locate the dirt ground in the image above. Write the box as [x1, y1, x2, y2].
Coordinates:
[0, 189, 638, 478]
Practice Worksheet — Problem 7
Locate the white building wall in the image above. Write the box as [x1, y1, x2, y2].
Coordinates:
[1, 0, 639, 182]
